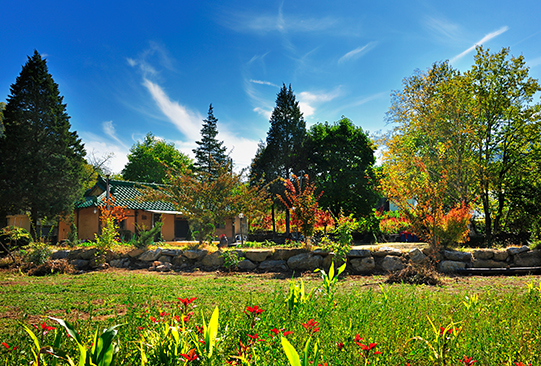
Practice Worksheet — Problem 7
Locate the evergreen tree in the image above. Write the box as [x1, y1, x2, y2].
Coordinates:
[193, 104, 228, 178]
[250, 84, 307, 234]
[0, 51, 86, 233]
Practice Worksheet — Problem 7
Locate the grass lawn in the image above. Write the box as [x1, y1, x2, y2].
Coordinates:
[1, 269, 540, 365]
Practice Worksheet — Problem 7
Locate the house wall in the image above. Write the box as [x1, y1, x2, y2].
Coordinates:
[215, 217, 235, 241]
[161, 214, 176, 241]
[58, 220, 70, 241]
[77, 207, 100, 241]
[6, 215, 31, 232]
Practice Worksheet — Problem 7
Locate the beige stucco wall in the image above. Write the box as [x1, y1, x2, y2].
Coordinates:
[6, 215, 31, 232]
[76, 207, 100, 241]
[161, 214, 175, 241]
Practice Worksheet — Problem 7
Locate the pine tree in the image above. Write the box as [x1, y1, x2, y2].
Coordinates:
[193, 104, 228, 178]
[250, 84, 307, 234]
[0, 51, 86, 233]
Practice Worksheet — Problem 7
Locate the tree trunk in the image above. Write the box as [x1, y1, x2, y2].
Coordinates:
[285, 209, 290, 235]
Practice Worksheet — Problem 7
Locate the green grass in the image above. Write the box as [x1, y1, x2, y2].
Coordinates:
[1, 270, 540, 365]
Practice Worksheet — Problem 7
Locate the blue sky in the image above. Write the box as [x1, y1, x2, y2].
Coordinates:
[2, 0, 541, 173]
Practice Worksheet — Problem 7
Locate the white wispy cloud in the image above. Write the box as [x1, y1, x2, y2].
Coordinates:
[298, 88, 341, 117]
[250, 79, 279, 87]
[80, 130, 130, 174]
[126, 41, 176, 79]
[450, 26, 509, 63]
[424, 17, 461, 40]
[143, 79, 202, 142]
[527, 56, 541, 68]
[338, 42, 377, 64]
[102, 120, 129, 149]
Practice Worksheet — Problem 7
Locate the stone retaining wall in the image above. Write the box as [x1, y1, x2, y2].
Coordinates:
[50, 245, 541, 274]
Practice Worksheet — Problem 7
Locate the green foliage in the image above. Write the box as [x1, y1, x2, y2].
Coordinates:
[94, 217, 119, 255]
[317, 261, 347, 303]
[285, 278, 316, 313]
[0, 51, 86, 232]
[307, 117, 379, 218]
[281, 336, 320, 366]
[122, 132, 192, 183]
[0, 225, 32, 250]
[193, 104, 229, 178]
[221, 249, 241, 271]
[25, 242, 52, 266]
[135, 222, 164, 249]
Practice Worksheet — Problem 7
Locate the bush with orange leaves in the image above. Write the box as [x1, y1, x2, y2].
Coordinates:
[94, 197, 128, 256]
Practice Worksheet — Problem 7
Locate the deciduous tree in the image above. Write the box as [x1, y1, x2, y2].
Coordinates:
[122, 132, 192, 183]
[307, 117, 379, 218]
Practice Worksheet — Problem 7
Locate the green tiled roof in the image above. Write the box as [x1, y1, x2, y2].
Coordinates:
[75, 176, 179, 212]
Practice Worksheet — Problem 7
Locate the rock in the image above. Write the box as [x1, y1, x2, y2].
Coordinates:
[110, 258, 130, 268]
[493, 250, 509, 261]
[507, 246, 530, 256]
[259, 260, 288, 272]
[51, 250, 69, 260]
[473, 250, 494, 260]
[139, 248, 163, 262]
[349, 257, 375, 273]
[372, 246, 402, 257]
[472, 259, 507, 268]
[312, 248, 330, 256]
[443, 250, 472, 262]
[155, 262, 172, 272]
[244, 249, 273, 262]
[438, 260, 466, 273]
[513, 250, 541, 267]
[161, 249, 182, 257]
[201, 251, 224, 268]
[184, 249, 207, 261]
[272, 248, 308, 261]
[347, 249, 372, 258]
[157, 255, 172, 263]
[287, 253, 323, 271]
[70, 259, 89, 270]
[238, 259, 257, 270]
[80, 249, 99, 260]
[127, 248, 145, 258]
[172, 255, 189, 266]
[408, 248, 427, 264]
[380, 256, 405, 272]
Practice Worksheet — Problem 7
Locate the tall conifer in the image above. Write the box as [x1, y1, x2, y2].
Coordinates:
[193, 104, 228, 178]
[0, 51, 86, 232]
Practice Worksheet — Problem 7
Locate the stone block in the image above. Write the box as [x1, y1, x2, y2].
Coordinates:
[259, 259, 288, 272]
[70, 259, 89, 270]
[139, 248, 163, 262]
[438, 260, 466, 273]
[201, 251, 224, 268]
[372, 246, 402, 257]
[473, 250, 494, 260]
[287, 253, 323, 271]
[347, 249, 372, 258]
[80, 249, 99, 260]
[272, 248, 308, 261]
[443, 250, 472, 262]
[380, 256, 405, 272]
[51, 250, 69, 260]
[408, 248, 427, 264]
[238, 259, 257, 270]
[184, 249, 207, 261]
[507, 246, 530, 256]
[349, 257, 375, 273]
[127, 248, 145, 258]
[472, 259, 507, 268]
[245, 249, 273, 262]
[513, 250, 541, 267]
[493, 250, 509, 261]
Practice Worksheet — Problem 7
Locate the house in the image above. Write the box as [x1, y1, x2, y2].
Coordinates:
[6, 176, 239, 243]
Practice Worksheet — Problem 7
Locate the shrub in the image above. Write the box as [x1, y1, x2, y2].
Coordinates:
[135, 222, 164, 249]
[0, 226, 32, 253]
[386, 264, 441, 286]
[27, 259, 74, 276]
[221, 250, 241, 272]
[25, 242, 52, 266]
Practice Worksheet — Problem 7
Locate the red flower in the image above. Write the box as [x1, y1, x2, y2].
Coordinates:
[336, 341, 345, 351]
[354, 334, 363, 342]
[33, 322, 55, 336]
[150, 316, 158, 324]
[356, 341, 381, 358]
[245, 305, 264, 315]
[247, 334, 264, 342]
[177, 297, 197, 307]
[460, 355, 476, 366]
[301, 319, 320, 333]
[270, 328, 293, 337]
[179, 348, 198, 362]
[160, 311, 170, 318]
[2, 342, 18, 352]
[440, 326, 457, 335]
